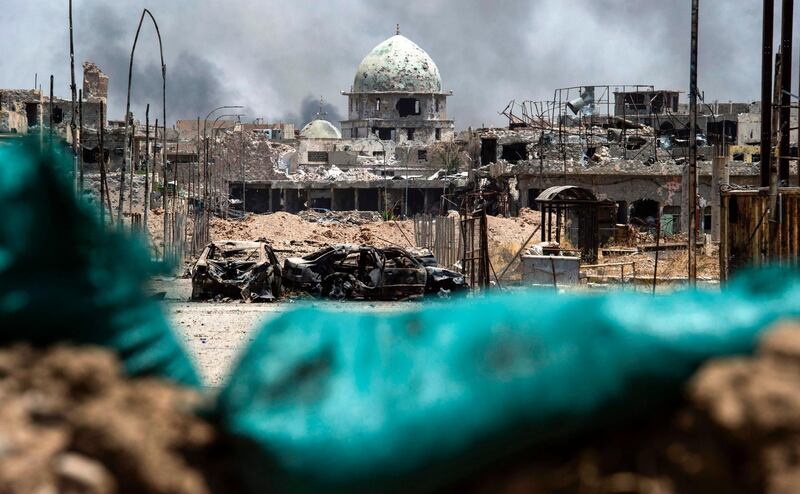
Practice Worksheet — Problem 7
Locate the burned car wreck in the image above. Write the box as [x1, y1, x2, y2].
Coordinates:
[191, 240, 282, 302]
[283, 244, 468, 300]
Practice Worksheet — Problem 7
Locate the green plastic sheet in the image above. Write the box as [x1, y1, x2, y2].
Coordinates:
[0, 137, 198, 386]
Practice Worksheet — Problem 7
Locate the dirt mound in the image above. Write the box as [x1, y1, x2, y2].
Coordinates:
[0, 345, 237, 494]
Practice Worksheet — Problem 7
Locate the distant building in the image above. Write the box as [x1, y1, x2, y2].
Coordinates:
[340, 28, 454, 144]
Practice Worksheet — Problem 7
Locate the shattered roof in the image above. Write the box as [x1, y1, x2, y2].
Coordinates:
[353, 34, 442, 93]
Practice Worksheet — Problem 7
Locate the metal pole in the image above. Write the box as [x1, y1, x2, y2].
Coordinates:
[69, 0, 78, 191]
[761, 0, 775, 188]
[143, 104, 150, 233]
[688, 0, 699, 285]
[78, 89, 84, 191]
[99, 101, 106, 224]
[779, 0, 793, 183]
[240, 117, 246, 213]
[652, 215, 661, 295]
[119, 9, 166, 231]
[128, 120, 135, 219]
[48, 75, 53, 144]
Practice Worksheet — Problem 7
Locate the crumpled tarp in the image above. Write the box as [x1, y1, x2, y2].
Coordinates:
[218, 268, 800, 493]
[0, 137, 198, 386]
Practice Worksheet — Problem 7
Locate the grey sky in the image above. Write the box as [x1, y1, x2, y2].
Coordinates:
[0, 1, 783, 129]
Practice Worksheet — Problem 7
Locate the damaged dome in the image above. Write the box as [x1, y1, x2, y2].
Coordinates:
[300, 119, 342, 139]
[353, 34, 442, 93]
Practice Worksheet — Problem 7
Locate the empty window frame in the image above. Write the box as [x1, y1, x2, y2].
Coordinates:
[396, 98, 420, 117]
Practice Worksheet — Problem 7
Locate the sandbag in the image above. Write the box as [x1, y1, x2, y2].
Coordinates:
[218, 267, 800, 493]
[0, 138, 198, 386]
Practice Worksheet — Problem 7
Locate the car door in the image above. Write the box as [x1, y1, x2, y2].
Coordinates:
[376, 249, 427, 300]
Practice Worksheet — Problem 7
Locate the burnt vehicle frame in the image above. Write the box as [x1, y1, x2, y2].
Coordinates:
[191, 240, 282, 302]
[283, 244, 467, 300]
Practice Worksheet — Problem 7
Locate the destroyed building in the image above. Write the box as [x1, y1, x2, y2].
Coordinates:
[211, 29, 466, 216]
[340, 27, 454, 144]
[475, 85, 781, 246]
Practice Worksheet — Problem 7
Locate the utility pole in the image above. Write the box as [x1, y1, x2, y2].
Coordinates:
[688, 0, 699, 285]
[69, 0, 78, 192]
[761, 0, 775, 189]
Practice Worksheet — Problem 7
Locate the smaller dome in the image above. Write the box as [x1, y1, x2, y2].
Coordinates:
[300, 119, 341, 139]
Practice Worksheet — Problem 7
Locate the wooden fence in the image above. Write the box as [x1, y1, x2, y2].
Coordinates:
[413, 214, 461, 269]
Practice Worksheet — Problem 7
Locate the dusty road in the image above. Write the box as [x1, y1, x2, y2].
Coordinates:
[155, 278, 417, 386]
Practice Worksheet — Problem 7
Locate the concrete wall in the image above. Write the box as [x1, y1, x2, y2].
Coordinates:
[0, 110, 28, 134]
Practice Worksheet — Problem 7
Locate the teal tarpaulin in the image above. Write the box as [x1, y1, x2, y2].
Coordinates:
[0, 137, 199, 386]
[218, 268, 800, 493]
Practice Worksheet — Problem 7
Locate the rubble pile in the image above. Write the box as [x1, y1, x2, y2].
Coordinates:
[0, 344, 237, 494]
[291, 165, 382, 182]
[206, 209, 543, 259]
[217, 130, 297, 181]
[298, 209, 383, 225]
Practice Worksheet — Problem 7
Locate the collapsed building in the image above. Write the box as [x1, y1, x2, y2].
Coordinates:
[203, 29, 469, 216]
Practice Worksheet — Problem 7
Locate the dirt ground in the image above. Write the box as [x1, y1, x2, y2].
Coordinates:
[155, 278, 419, 386]
[0, 344, 239, 494]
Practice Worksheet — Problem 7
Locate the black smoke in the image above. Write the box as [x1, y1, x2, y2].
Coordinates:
[280, 94, 343, 129]
[17, 0, 783, 128]
[73, 3, 239, 123]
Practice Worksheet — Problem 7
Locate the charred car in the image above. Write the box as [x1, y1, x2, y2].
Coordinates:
[191, 240, 282, 302]
[283, 244, 468, 300]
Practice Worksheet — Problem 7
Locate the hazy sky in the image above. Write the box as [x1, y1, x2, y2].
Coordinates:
[0, 1, 786, 129]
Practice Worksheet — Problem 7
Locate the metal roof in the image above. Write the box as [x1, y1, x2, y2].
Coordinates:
[535, 185, 597, 202]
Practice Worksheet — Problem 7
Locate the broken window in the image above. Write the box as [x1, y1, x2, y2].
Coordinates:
[481, 138, 498, 164]
[373, 127, 392, 140]
[209, 246, 260, 261]
[52, 107, 64, 124]
[351, 128, 359, 138]
[25, 103, 38, 127]
[396, 98, 420, 117]
[435, 98, 440, 113]
[630, 199, 660, 229]
[83, 146, 99, 163]
[662, 206, 681, 234]
[435, 128, 441, 141]
[373, 151, 385, 158]
[650, 92, 664, 113]
[417, 149, 427, 161]
[501, 142, 527, 163]
[703, 206, 712, 233]
[406, 128, 415, 140]
[307, 151, 329, 163]
[624, 93, 646, 111]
